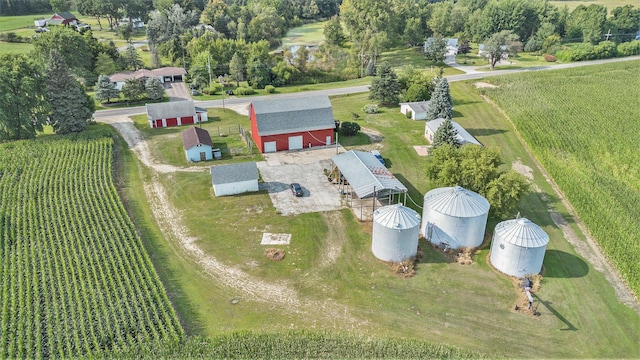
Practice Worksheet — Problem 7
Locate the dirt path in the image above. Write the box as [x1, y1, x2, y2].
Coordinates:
[100, 115, 363, 325]
[492, 103, 640, 314]
[318, 212, 349, 267]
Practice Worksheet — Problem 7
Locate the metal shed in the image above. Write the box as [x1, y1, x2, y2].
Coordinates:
[489, 218, 549, 277]
[372, 204, 421, 262]
[421, 186, 490, 249]
[210, 162, 259, 197]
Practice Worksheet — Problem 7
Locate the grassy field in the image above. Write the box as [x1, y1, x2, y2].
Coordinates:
[129, 75, 640, 357]
[549, 0, 639, 13]
[482, 60, 640, 299]
[281, 20, 328, 48]
[0, 128, 182, 358]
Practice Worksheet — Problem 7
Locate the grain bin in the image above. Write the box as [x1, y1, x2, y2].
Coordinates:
[421, 186, 490, 249]
[489, 218, 549, 277]
[372, 204, 421, 262]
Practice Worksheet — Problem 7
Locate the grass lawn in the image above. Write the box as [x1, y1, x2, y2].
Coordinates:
[380, 47, 465, 76]
[127, 77, 640, 357]
[549, 0, 638, 13]
[281, 21, 327, 48]
[0, 12, 52, 31]
[0, 40, 32, 53]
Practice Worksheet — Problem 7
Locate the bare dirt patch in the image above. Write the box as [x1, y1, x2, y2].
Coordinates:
[264, 248, 286, 261]
[413, 145, 431, 156]
[473, 82, 498, 89]
[360, 126, 385, 143]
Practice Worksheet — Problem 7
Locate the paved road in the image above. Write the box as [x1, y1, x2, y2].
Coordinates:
[93, 55, 640, 119]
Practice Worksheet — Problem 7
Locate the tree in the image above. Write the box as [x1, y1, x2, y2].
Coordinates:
[95, 52, 118, 75]
[364, 60, 376, 76]
[94, 74, 120, 103]
[0, 54, 49, 140]
[426, 77, 453, 121]
[293, 46, 309, 73]
[425, 145, 530, 218]
[340, 121, 361, 136]
[424, 34, 448, 63]
[229, 52, 245, 86]
[50, 0, 71, 12]
[432, 118, 461, 148]
[121, 78, 145, 103]
[32, 27, 93, 74]
[145, 77, 164, 101]
[323, 15, 346, 46]
[121, 43, 144, 71]
[368, 62, 401, 105]
[482, 30, 519, 69]
[45, 50, 94, 134]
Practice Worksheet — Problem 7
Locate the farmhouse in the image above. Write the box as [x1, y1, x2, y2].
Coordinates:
[210, 162, 259, 197]
[249, 95, 335, 153]
[425, 118, 481, 146]
[424, 37, 458, 55]
[109, 67, 187, 90]
[146, 100, 208, 128]
[47, 12, 78, 26]
[400, 101, 430, 120]
[182, 127, 213, 162]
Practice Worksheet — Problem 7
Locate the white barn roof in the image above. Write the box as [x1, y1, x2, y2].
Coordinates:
[332, 150, 407, 199]
[251, 95, 335, 136]
[147, 100, 196, 120]
[494, 218, 549, 248]
[424, 186, 489, 217]
[210, 162, 259, 185]
[425, 118, 482, 146]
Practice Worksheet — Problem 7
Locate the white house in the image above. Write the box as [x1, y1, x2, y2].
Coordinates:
[424, 37, 458, 55]
[210, 162, 259, 197]
[425, 118, 482, 146]
[109, 67, 186, 90]
[182, 127, 213, 162]
[478, 44, 509, 60]
[400, 101, 430, 120]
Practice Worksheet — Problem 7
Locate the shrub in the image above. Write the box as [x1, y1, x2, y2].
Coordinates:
[265, 85, 275, 93]
[235, 86, 255, 95]
[340, 121, 361, 136]
[543, 54, 556, 62]
[593, 41, 617, 59]
[617, 40, 640, 56]
[203, 84, 223, 95]
[351, 112, 360, 119]
[406, 110, 413, 119]
[362, 104, 379, 114]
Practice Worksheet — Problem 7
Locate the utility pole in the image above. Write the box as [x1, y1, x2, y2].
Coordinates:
[605, 29, 612, 41]
[207, 53, 212, 87]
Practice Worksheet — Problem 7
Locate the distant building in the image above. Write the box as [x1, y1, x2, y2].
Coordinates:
[182, 127, 213, 162]
[210, 162, 259, 197]
[109, 67, 186, 90]
[424, 118, 481, 146]
[424, 37, 458, 55]
[400, 101, 430, 120]
[478, 44, 509, 60]
[47, 12, 78, 26]
[249, 95, 335, 153]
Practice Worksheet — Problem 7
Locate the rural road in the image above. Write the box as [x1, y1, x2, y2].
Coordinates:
[93, 54, 640, 119]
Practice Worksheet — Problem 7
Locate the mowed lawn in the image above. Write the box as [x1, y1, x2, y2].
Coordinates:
[127, 75, 640, 357]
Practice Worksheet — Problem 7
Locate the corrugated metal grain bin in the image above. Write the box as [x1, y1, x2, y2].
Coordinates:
[372, 204, 421, 262]
[490, 218, 549, 277]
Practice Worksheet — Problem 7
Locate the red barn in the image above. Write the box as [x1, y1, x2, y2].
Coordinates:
[146, 100, 208, 128]
[47, 12, 78, 26]
[249, 95, 335, 153]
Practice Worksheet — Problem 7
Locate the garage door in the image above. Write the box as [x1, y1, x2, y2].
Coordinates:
[288, 135, 303, 150]
[166, 118, 178, 127]
[264, 141, 276, 153]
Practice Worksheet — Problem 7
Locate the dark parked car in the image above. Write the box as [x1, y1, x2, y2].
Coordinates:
[225, 89, 234, 95]
[290, 183, 303, 197]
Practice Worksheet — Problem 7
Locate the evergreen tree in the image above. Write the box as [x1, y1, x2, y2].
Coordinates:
[432, 117, 461, 148]
[364, 60, 376, 76]
[121, 78, 146, 103]
[122, 43, 144, 71]
[426, 77, 453, 120]
[95, 52, 118, 75]
[229, 52, 245, 87]
[45, 50, 94, 134]
[94, 74, 120, 103]
[368, 62, 401, 105]
[145, 77, 164, 101]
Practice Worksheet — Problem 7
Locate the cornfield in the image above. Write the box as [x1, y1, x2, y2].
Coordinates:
[0, 133, 182, 358]
[484, 60, 640, 298]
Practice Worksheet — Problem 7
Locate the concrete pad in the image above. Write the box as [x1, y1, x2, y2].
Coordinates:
[261, 233, 291, 245]
[413, 145, 431, 156]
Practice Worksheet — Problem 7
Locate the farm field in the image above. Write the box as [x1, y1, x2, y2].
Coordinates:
[129, 77, 640, 357]
[549, 0, 639, 13]
[482, 60, 640, 299]
[0, 129, 182, 358]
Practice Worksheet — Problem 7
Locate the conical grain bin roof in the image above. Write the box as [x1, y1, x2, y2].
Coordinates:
[374, 203, 421, 229]
[423, 186, 490, 217]
[494, 218, 549, 248]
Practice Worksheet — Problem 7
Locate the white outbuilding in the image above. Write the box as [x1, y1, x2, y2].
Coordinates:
[421, 186, 490, 249]
[210, 162, 259, 197]
[489, 218, 549, 277]
[400, 101, 430, 120]
[424, 118, 481, 146]
[372, 204, 422, 262]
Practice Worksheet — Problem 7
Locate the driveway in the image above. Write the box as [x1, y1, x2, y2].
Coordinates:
[257, 147, 346, 216]
[164, 81, 190, 101]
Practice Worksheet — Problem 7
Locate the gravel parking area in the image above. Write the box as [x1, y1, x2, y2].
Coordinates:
[257, 147, 346, 216]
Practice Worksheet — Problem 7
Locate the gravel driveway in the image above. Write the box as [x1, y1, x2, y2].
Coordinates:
[257, 147, 346, 216]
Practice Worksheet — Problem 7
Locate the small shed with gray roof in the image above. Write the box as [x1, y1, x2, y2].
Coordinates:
[400, 101, 430, 120]
[210, 162, 259, 196]
[249, 95, 335, 153]
[146, 100, 208, 128]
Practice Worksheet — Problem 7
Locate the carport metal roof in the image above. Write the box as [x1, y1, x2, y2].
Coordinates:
[332, 150, 407, 199]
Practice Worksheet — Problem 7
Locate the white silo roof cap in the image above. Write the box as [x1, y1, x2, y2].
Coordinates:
[494, 218, 549, 247]
[423, 186, 490, 217]
[374, 204, 421, 229]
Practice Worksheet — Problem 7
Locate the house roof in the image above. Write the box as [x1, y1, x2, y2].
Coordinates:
[251, 95, 335, 136]
[108, 67, 186, 82]
[400, 101, 430, 113]
[146, 100, 196, 120]
[447, 38, 459, 47]
[425, 118, 482, 146]
[210, 162, 259, 185]
[182, 126, 213, 150]
[47, 12, 77, 25]
[332, 150, 407, 199]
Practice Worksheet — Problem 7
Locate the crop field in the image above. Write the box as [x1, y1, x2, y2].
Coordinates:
[0, 130, 182, 358]
[482, 60, 640, 298]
